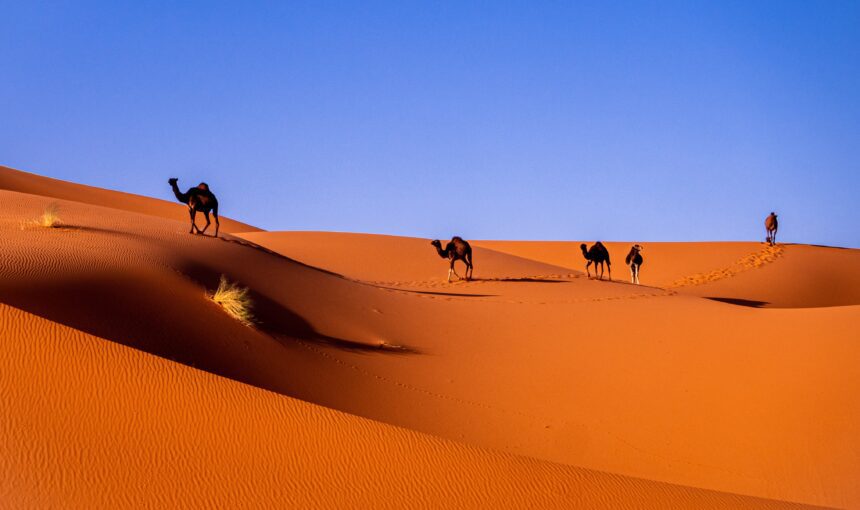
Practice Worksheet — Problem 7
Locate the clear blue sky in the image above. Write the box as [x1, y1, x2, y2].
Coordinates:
[2, 1, 858, 247]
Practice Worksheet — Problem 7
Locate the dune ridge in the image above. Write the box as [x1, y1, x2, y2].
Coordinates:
[0, 164, 260, 233]
[1, 169, 858, 508]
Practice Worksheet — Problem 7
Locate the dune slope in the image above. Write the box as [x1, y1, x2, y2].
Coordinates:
[0, 164, 260, 233]
[2, 303, 827, 509]
[0, 171, 858, 508]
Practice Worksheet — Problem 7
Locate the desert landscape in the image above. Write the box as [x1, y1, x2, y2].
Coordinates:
[1, 164, 857, 508]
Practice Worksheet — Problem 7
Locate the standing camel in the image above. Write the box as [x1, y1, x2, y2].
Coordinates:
[765, 212, 778, 246]
[625, 244, 644, 285]
[431, 236, 474, 282]
[168, 178, 220, 237]
[580, 241, 611, 280]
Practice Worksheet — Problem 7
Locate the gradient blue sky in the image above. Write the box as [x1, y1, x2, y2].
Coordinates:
[2, 1, 858, 246]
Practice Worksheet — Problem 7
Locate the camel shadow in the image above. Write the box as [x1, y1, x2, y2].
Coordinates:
[372, 286, 496, 298]
[475, 277, 568, 284]
[705, 297, 770, 308]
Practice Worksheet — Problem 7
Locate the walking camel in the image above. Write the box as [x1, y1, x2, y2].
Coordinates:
[431, 236, 474, 282]
[625, 244, 644, 285]
[168, 178, 220, 237]
[765, 212, 778, 246]
[580, 242, 611, 280]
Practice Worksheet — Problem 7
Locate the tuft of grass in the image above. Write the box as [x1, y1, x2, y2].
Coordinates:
[39, 203, 61, 227]
[20, 203, 62, 230]
[210, 275, 254, 326]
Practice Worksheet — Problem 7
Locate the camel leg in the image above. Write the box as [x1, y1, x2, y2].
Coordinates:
[585, 261, 592, 278]
[451, 259, 461, 280]
[630, 265, 635, 284]
[213, 207, 220, 238]
[188, 208, 199, 234]
[607, 263, 611, 281]
[772, 230, 776, 245]
[199, 211, 211, 235]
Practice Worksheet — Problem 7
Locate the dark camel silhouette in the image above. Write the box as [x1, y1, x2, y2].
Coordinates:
[580, 241, 611, 280]
[625, 244, 644, 285]
[168, 178, 220, 237]
[765, 212, 778, 246]
[431, 237, 474, 282]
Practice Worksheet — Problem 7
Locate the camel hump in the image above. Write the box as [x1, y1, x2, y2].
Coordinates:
[197, 182, 210, 191]
[452, 236, 464, 242]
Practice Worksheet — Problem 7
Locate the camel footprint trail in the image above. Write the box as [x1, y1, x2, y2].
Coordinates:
[670, 245, 785, 288]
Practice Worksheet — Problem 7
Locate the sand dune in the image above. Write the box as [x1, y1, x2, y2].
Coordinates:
[0, 164, 260, 233]
[476, 240, 860, 308]
[1, 170, 858, 508]
[1, 304, 823, 509]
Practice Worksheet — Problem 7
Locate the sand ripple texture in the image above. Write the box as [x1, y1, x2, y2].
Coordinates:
[0, 304, 827, 509]
[1, 167, 858, 508]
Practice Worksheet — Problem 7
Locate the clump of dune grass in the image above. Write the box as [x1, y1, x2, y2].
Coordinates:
[20, 203, 62, 230]
[39, 202, 61, 227]
[210, 275, 254, 326]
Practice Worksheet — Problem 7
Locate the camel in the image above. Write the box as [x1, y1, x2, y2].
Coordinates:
[168, 178, 220, 237]
[431, 236, 474, 282]
[765, 212, 778, 246]
[625, 244, 644, 284]
[580, 241, 611, 280]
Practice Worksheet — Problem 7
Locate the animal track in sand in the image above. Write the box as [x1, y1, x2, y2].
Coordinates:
[363, 277, 673, 305]
[670, 245, 785, 288]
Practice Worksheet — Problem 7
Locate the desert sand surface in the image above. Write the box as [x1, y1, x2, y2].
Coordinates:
[0, 165, 260, 233]
[2, 168, 858, 508]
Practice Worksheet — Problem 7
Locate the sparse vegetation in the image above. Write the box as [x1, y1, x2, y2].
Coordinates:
[210, 275, 254, 326]
[39, 202, 61, 227]
[21, 203, 62, 230]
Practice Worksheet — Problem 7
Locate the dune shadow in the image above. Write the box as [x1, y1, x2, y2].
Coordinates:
[215, 234, 347, 279]
[178, 261, 420, 355]
[705, 297, 770, 308]
[783, 242, 854, 250]
[47, 224, 154, 241]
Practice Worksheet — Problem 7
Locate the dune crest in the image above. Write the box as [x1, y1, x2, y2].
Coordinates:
[1, 169, 858, 508]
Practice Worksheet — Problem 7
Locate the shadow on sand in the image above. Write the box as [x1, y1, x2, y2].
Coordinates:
[706, 297, 770, 308]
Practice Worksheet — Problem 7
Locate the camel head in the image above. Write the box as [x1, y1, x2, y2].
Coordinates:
[580, 243, 588, 256]
[632, 244, 643, 252]
[430, 239, 442, 249]
[168, 177, 179, 185]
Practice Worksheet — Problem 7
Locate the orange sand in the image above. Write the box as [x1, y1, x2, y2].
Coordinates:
[1, 165, 857, 508]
